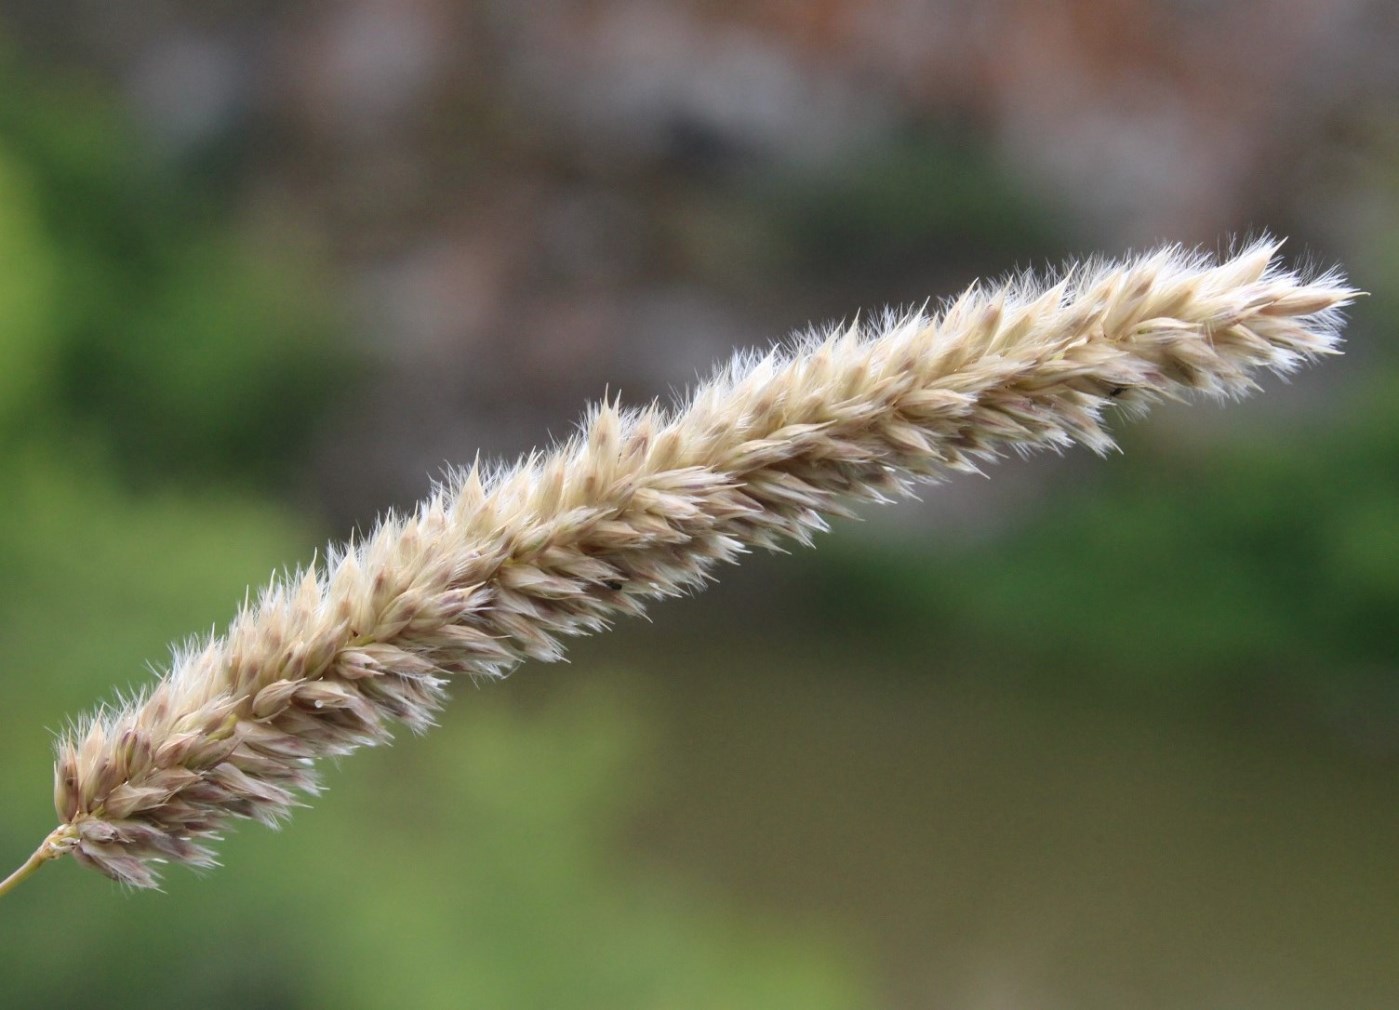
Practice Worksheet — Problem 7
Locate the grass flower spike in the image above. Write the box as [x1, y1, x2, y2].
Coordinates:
[0, 238, 1356, 896]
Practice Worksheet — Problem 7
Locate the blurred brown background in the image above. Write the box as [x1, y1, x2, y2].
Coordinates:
[0, 3, 1396, 1008]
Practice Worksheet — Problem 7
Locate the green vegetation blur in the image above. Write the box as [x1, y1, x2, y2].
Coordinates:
[1, 38, 1397, 1010]
[0, 62, 868, 1010]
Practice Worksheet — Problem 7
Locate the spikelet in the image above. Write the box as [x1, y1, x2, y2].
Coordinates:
[1, 238, 1357, 894]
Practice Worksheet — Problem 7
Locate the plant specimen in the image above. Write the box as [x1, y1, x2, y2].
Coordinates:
[0, 238, 1356, 897]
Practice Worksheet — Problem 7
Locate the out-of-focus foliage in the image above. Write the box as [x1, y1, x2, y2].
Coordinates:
[0, 146, 57, 429]
[0, 59, 345, 485]
[0, 53, 871, 1010]
[270, 695, 866, 1010]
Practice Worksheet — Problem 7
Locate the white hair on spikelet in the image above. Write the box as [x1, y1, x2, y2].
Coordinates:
[0, 237, 1357, 894]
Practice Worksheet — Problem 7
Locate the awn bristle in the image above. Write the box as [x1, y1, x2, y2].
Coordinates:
[2, 238, 1356, 893]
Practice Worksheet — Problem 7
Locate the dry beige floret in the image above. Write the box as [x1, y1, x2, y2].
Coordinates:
[0, 238, 1357, 895]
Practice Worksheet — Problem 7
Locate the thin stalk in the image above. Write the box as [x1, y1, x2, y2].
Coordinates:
[0, 826, 75, 900]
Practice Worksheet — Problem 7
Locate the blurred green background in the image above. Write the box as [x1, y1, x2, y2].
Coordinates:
[0, 4, 1396, 1008]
